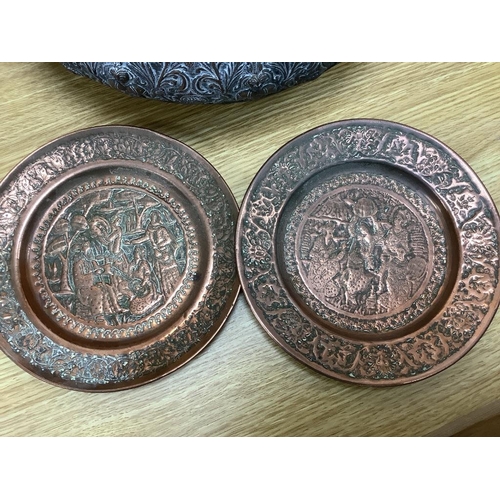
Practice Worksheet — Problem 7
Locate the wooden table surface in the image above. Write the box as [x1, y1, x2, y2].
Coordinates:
[1, 62, 499, 436]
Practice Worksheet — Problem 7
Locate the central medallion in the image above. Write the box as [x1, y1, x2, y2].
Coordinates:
[282, 171, 448, 334]
[27, 172, 199, 342]
[297, 186, 431, 317]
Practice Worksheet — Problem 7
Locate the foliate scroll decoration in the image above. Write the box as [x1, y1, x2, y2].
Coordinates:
[240, 124, 499, 381]
[63, 62, 336, 104]
[0, 131, 236, 386]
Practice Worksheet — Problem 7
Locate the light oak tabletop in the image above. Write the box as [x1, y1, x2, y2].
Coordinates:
[1, 62, 499, 436]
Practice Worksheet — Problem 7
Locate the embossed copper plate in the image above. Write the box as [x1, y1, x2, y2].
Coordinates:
[237, 119, 500, 385]
[0, 126, 240, 391]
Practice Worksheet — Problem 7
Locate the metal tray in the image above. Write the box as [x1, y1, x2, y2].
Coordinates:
[237, 119, 500, 385]
[0, 126, 240, 391]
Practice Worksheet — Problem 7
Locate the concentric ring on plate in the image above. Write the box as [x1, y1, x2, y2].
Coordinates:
[0, 126, 240, 391]
[236, 119, 500, 385]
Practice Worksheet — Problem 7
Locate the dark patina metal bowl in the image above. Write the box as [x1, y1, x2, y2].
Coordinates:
[62, 62, 336, 104]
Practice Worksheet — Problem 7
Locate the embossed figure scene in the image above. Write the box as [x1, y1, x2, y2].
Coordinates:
[43, 188, 186, 326]
[298, 188, 430, 316]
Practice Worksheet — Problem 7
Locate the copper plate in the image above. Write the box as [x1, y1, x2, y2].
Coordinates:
[237, 119, 500, 386]
[0, 126, 240, 391]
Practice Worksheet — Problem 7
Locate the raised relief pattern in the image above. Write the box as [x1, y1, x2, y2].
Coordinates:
[283, 173, 447, 333]
[34, 183, 192, 339]
[0, 130, 236, 386]
[241, 124, 499, 381]
[300, 189, 429, 315]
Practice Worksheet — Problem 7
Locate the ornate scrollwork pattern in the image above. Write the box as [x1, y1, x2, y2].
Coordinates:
[63, 62, 336, 104]
[240, 122, 499, 382]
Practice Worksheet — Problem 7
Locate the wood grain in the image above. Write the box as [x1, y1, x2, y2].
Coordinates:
[1, 62, 499, 436]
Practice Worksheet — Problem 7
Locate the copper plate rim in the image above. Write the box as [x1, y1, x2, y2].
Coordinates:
[0, 125, 240, 392]
[236, 118, 500, 386]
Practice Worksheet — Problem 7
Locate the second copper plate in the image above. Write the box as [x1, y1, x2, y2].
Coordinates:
[0, 126, 240, 391]
[237, 119, 500, 385]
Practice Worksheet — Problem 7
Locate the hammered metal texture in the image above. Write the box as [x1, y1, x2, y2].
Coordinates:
[237, 119, 500, 386]
[62, 62, 337, 104]
[0, 126, 240, 391]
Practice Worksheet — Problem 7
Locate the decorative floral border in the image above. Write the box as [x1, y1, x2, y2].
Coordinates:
[239, 122, 500, 383]
[0, 128, 237, 389]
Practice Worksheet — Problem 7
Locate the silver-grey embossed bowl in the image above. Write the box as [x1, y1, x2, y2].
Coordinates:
[62, 62, 337, 104]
